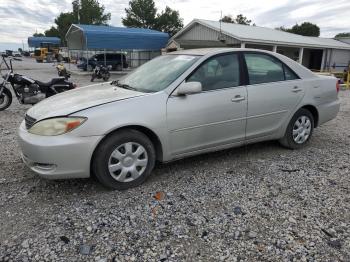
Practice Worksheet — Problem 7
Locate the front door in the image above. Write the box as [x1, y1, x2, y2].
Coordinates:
[166, 53, 247, 157]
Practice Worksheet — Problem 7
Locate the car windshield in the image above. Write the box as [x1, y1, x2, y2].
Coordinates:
[116, 54, 200, 93]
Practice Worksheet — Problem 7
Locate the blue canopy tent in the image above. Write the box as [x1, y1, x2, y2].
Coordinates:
[65, 24, 169, 68]
[28, 37, 61, 48]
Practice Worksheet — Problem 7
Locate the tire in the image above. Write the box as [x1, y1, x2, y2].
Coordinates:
[103, 72, 110, 81]
[0, 87, 12, 111]
[92, 129, 156, 190]
[57, 54, 63, 62]
[91, 75, 95, 82]
[279, 108, 314, 149]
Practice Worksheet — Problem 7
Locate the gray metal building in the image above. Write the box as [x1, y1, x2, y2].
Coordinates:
[168, 19, 350, 71]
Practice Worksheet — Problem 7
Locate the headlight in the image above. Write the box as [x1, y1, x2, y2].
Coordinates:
[28, 117, 86, 136]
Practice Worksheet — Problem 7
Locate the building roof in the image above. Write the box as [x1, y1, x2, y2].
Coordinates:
[66, 24, 169, 50]
[27, 37, 61, 48]
[172, 19, 350, 50]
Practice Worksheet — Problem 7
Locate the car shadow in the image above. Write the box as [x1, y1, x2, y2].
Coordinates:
[27, 140, 286, 196]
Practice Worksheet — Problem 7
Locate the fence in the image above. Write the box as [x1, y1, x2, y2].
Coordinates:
[65, 49, 161, 70]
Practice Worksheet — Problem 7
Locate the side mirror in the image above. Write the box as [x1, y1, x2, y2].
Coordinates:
[176, 81, 202, 96]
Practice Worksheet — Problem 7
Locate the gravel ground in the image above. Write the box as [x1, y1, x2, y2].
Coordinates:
[0, 59, 349, 261]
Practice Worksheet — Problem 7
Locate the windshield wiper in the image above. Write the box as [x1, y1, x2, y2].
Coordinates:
[111, 80, 137, 91]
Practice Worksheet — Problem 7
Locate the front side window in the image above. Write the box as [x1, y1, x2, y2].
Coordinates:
[244, 53, 298, 85]
[187, 53, 240, 91]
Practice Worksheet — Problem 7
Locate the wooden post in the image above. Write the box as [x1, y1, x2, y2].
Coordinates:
[298, 47, 304, 64]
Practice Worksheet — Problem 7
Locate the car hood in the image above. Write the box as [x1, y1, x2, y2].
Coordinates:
[26, 82, 146, 120]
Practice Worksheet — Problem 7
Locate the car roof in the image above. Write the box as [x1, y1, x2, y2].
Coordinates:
[169, 47, 275, 56]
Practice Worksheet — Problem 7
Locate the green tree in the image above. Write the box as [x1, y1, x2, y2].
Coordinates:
[45, 26, 60, 37]
[335, 32, 350, 38]
[221, 15, 234, 23]
[122, 0, 183, 36]
[278, 22, 320, 37]
[220, 14, 253, 25]
[72, 0, 111, 25]
[155, 7, 183, 36]
[33, 32, 45, 37]
[122, 0, 157, 28]
[235, 14, 252, 25]
[38, 0, 111, 45]
[53, 12, 76, 43]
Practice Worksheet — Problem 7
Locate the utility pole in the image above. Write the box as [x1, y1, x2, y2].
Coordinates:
[77, 0, 81, 24]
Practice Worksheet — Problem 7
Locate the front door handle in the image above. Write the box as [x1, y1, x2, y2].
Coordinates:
[292, 86, 303, 93]
[231, 95, 245, 102]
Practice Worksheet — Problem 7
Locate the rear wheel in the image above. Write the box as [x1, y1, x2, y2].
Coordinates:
[0, 87, 12, 111]
[279, 108, 314, 149]
[103, 72, 110, 81]
[92, 129, 156, 190]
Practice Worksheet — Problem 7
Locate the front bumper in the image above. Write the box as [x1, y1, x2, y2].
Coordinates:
[18, 121, 102, 179]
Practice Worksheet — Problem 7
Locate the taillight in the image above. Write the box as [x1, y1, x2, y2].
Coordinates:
[336, 81, 340, 93]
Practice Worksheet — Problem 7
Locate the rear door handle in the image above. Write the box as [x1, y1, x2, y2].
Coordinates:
[292, 86, 303, 93]
[231, 95, 245, 102]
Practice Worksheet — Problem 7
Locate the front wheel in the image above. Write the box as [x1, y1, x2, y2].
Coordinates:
[279, 108, 314, 149]
[103, 72, 110, 81]
[0, 87, 12, 111]
[92, 129, 156, 190]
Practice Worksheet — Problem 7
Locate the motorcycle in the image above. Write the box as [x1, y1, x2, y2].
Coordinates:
[56, 63, 71, 80]
[0, 56, 76, 111]
[91, 64, 111, 82]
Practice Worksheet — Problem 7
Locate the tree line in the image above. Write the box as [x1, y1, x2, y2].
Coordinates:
[33, 1, 349, 43]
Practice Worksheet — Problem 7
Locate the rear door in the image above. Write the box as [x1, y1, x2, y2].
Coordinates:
[243, 52, 304, 140]
[167, 53, 247, 156]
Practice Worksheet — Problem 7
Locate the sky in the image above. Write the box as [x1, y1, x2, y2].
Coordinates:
[0, 0, 350, 51]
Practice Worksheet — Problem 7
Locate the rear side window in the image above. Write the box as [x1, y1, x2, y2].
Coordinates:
[244, 53, 298, 85]
[284, 65, 299, 80]
[187, 53, 240, 91]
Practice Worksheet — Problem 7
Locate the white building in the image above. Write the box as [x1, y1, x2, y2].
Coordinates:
[168, 19, 350, 71]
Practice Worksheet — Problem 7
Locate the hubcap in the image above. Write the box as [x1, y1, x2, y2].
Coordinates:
[108, 142, 148, 183]
[293, 116, 311, 144]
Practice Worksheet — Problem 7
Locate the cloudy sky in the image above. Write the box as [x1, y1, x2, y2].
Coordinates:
[0, 0, 350, 50]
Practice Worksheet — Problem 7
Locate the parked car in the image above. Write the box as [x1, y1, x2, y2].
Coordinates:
[18, 48, 340, 190]
[77, 53, 128, 71]
[12, 51, 22, 57]
[22, 51, 31, 57]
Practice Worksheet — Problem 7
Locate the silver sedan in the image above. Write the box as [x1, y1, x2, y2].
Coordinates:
[18, 48, 340, 190]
